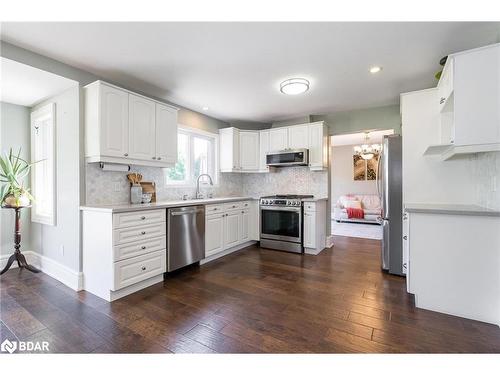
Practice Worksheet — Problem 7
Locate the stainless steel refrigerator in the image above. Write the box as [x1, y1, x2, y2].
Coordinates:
[377, 135, 404, 276]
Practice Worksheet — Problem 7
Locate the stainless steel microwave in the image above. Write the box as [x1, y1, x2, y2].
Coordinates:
[266, 149, 309, 167]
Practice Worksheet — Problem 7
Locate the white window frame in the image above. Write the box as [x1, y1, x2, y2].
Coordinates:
[166, 126, 219, 187]
[30, 103, 56, 226]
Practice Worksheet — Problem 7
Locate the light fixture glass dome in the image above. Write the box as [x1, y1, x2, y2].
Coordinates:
[280, 78, 310, 95]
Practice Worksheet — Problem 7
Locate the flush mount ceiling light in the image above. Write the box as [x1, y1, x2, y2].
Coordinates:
[353, 132, 382, 160]
[280, 78, 310, 95]
[369, 66, 383, 74]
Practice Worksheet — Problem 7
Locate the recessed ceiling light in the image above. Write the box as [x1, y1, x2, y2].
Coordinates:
[369, 66, 382, 74]
[202, 106, 209, 111]
[280, 78, 310, 95]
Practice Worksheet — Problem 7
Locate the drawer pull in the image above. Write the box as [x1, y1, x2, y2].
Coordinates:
[232, 205, 236, 208]
[141, 231, 146, 235]
[141, 266, 146, 271]
[141, 246, 146, 250]
[141, 216, 146, 220]
[403, 235, 408, 240]
[213, 208, 218, 210]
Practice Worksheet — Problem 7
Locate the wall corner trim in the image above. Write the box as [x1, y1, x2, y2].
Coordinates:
[0, 251, 83, 291]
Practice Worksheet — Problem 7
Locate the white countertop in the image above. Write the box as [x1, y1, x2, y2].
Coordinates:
[80, 196, 256, 213]
[405, 203, 500, 217]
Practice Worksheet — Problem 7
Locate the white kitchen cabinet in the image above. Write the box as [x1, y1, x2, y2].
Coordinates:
[224, 211, 241, 248]
[128, 94, 156, 161]
[219, 127, 240, 172]
[423, 44, 500, 159]
[84, 80, 178, 167]
[402, 212, 409, 278]
[303, 211, 315, 249]
[205, 213, 225, 257]
[269, 128, 288, 152]
[259, 130, 270, 172]
[85, 82, 129, 158]
[240, 209, 250, 242]
[155, 103, 178, 164]
[239, 131, 260, 171]
[288, 124, 309, 149]
[308, 122, 328, 170]
[303, 200, 327, 255]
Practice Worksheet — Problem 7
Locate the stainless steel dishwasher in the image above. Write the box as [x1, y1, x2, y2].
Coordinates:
[167, 205, 205, 272]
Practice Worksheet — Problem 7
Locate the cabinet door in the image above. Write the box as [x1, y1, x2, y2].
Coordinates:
[240, 209, 250, 243]
[206, 214, 225, 257]
[402, 212, 409, 277]
[239, 132, 259, 171]
[99, 84, 129, 157]
[288, 125, 309, 149]
[259, 130, 270, 172]
[224, 211, 240, 248]
[308, 123, 325, 168]
[303, 212, 316, 248]
[219, 128, 240, 172]
[269, 128, 288, 152]
[128, 94, 156, 160]
[155, 104, 177, 164]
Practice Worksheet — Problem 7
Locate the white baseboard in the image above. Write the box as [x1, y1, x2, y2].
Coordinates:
[0, 251, 83, 291]
[200, 240, 257, 265]
[326, 235, 335, 248]
[304, 247, 324, 255]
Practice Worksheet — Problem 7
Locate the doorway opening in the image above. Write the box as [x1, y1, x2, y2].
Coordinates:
[330, 129, 394, 240]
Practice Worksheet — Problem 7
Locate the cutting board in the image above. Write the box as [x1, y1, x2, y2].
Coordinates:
[139, 181, 156, 203]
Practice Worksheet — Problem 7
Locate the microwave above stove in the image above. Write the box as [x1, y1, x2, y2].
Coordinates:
[266, 149, 309, 167]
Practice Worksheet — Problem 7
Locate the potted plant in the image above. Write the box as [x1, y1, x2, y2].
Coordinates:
[0, 148, 35, 208]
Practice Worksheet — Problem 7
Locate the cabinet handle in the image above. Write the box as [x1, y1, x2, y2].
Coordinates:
[403, 235, 408, 240]
[157, 157, 161, 160]
[140, 216, 146, 220]
[124, 153, 128, 157]
[440, 97, 445, 104]
[141, 266, 146, 271]
[241, 211, 244, 214]
[141, 246, 146, 250]
[141, 231, 146, 235]
[152, 156, 157, 160]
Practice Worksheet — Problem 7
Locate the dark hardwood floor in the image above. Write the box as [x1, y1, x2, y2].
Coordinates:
[1, 235, 500, 353]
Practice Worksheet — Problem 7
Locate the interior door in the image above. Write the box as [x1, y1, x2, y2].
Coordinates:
[128, 94, 156, 160]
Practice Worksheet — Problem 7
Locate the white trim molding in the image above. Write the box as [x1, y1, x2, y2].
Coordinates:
[0, 251, 83, 291]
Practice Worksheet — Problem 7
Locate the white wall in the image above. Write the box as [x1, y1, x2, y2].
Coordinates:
[31, 85, 81, 272]
[0, 101, 38, 256]
[331, 145, 377, 205]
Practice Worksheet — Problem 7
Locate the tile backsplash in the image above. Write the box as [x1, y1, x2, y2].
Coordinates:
[85, 163, 327, 205]
[470, 151, 500, 210]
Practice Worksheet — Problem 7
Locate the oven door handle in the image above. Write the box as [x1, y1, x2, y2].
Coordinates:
[260, 206, 302, 212]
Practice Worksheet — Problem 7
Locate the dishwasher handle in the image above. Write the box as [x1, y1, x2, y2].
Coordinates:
[169, 207, 204, 216]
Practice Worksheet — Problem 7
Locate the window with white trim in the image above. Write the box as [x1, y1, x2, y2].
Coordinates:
[166, 127, 218, 186]
[31, 103, 56, 226]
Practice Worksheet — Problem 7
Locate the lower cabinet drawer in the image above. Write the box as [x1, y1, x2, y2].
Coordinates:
[113, 236, 166, 262]
[224, 202, 242, 211]
[206, 204, 224, 215]
[113, 222, 166, 245]
[112, 249, 166, 291]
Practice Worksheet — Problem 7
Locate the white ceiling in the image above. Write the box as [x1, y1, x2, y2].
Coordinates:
[332, 129, 394, 146]
[0, 57, 77, 107]
[1, 22, 499, 122]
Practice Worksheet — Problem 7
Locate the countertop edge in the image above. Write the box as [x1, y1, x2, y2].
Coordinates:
[301, 197, 328, 202]
[80, 197, 258, 213]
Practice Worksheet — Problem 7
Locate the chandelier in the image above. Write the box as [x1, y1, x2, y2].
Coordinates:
[353, 132, 381, 160]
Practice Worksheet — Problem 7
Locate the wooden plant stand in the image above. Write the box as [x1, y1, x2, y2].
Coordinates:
[0, 205, 40, 275]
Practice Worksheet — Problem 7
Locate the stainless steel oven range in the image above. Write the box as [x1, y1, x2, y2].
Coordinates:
[259, 195, 313, 253]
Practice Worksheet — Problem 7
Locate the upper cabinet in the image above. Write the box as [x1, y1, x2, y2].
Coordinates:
[219, 121, 328, 173]
[288, 124, 309, 149]
[269, 128, 288, 152]
[239, 131, 260, 171]
[423, 44, 500, 160]
[84, 81, 179, 167]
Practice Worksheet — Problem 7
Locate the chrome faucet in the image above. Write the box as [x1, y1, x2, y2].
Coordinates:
[195, 174, 214, 199]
